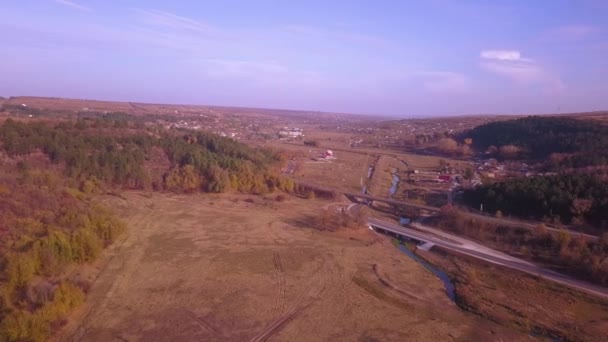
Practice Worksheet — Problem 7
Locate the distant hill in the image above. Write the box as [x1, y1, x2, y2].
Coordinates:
[466, 116, 608, 168]
[2, 96, 368, 121]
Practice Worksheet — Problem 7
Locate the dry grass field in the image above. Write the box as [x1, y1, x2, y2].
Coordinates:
[55, 192, 528, 341]
[271, 138, 470, 200]
[269, 141, 374, 193]
[421, 249, 608, 342]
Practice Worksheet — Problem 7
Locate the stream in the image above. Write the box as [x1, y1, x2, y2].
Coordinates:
[389, 172, 400, 197]
[396, 243, 456, 303]
[396, 242, 563, 341]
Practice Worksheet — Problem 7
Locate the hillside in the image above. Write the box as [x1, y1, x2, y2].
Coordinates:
[466, 116, 608, 169]
[1, 96, 368, 122]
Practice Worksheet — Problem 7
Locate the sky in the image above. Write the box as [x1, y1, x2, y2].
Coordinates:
[1, 0, 608, 117]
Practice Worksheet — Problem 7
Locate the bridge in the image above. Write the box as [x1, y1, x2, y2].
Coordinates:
[344, 192, 441, 213]
[366, 216, 608, 299]
[295, 180, 598, 240]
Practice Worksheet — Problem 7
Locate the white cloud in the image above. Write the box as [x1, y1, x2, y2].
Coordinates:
[54, 0, 91, 12]
[480, 50, 527, 61]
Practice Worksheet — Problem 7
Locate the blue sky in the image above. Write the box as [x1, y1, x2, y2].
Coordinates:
[1, 0, 607, 116]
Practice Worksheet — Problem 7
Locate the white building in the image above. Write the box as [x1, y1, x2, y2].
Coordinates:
[278, 127, 303, 138]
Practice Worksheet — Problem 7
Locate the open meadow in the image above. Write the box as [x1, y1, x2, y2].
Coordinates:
[56, 192, 527, 341]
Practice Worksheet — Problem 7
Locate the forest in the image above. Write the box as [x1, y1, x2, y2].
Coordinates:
[466, 116, 608, 169]
[0, 118, 294, 194]
[462, 173, 608, 229]
[0, 117, 294, 340]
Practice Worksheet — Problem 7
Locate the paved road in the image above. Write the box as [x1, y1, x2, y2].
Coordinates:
[295, 180, 600, 240]
[367, 217, 608, 300]
[344, 191, 440, 212]
[343, 190, 599, 241]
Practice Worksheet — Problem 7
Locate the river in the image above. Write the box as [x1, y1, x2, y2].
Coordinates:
[396, 243, 456, 303]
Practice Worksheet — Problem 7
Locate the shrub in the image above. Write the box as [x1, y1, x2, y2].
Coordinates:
[0, 281, 84, 342]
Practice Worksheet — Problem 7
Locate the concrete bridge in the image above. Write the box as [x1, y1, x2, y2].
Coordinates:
[343, 192, 441, 213]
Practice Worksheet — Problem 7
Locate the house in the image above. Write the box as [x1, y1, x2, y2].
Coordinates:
[321, 150, 335, 159]
[278, 127, 303, 138]
[438, 175, 452, 183]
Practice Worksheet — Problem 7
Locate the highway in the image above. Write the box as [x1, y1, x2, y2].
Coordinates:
[367, 216, 608, 300]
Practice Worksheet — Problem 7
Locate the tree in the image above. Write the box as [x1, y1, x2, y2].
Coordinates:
[499, 145, 520, 159]
[459, 144, 472, 156]
[534, 223, 548, 238]
[486, 145, 498, 155]
[463, 167, 474, 180]
[437, 138, 458, 154]
[571, 198, 592, 219]
[165, 165, 203, 192]
[556, 229, 571, 249]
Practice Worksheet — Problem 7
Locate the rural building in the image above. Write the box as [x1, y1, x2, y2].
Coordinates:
[437, 175, 452, 183]
[279, 127, 303, 138]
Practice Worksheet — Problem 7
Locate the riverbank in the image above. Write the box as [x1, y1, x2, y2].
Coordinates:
[417, 246, 608, 342]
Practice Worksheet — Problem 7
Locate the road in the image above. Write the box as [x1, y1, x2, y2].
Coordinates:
[296, 179, 599, 240]
[342, 189, 599, 241]
[366, 216, 608, 300]
[457, 210, 599, 241]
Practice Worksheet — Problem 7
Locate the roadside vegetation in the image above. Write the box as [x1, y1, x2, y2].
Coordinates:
[316, 206, 369, 231]
[430, 207, 608, 286]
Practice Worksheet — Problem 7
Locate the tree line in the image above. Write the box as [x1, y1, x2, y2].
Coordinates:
[462, 173, 608, 229]
[465, 116, 608, 169]
[0, 118, 294, 194]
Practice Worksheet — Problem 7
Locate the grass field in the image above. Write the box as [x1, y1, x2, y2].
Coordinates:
[269, 141, 374, 193]
[420, 248, 608, 342]
[56, 192, 528, 341]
